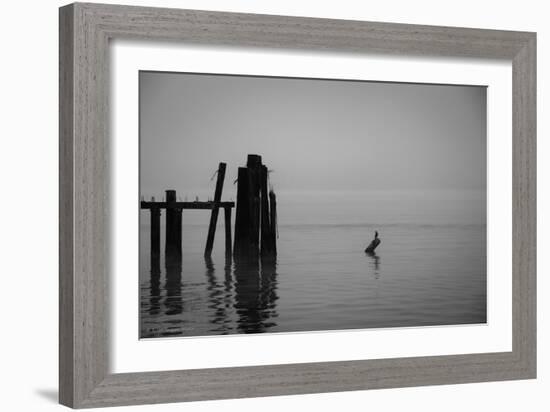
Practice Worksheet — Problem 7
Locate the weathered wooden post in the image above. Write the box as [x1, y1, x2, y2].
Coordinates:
[150, 205, 161, 262]
[224, 206, 232, 259]
[365, 231, 381, 254]
[247, 154, 262, 258]
[165, 189, 182, 258]
[234, 167, 250, 258]
[269, 190, 277, 257]
[234, 154, 277, 260]
[260, 165, 275, 260]
[204, 162, 226, 258]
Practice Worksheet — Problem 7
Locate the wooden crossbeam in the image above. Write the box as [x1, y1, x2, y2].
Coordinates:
[140, 201, 234, 210]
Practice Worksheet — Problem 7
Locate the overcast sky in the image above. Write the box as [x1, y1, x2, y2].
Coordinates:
[140, 71, 486, 201]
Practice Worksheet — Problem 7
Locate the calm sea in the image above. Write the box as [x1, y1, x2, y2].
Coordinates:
[139, 190, 486, 338]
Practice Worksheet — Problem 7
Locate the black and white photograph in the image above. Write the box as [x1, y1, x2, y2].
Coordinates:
[139, 71, 487, 339]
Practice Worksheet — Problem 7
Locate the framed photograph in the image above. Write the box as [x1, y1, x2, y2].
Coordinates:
[59, 2, 536, 408]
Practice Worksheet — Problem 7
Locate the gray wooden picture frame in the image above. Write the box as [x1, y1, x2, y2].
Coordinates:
[59, 2, 536, 408]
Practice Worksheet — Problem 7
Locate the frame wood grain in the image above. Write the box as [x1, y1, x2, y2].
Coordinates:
[59, 2, 536, 408]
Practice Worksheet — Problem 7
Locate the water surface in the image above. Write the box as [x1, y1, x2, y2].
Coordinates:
[140, 190, 486, 338]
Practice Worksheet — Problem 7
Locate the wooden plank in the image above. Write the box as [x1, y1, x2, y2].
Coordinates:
[204, 163, 227, 257]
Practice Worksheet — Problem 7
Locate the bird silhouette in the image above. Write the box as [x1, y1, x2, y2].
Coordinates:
[365, 231, 381, 254]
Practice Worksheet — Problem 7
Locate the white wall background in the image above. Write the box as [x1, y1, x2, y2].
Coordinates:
[0, 0, 546, 411]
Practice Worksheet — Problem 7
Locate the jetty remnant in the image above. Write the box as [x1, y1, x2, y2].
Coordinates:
[140, 162, 235, 260]
[365, 231, 381, 254]
[204, 162, 227, 258]
[234, 154, 277, 260]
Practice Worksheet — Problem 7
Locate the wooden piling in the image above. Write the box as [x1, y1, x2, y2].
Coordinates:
[247, 155, 262, 258]
[204, 163, 226, 258]
[234, 154, 278, 260]
[165, 190, 182, 257]
[269, 190, 277, 257]
[224, 206, 232, 259]
[365, 233, 381, 254]
[150, 206, 161, 261]
[260, 165, 275, 259]
[234, 167, 250, 258]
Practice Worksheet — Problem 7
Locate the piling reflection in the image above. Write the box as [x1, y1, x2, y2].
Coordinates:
[366, 252, 381, 279]
[164, 252, 183, 317]
[148, 254, 161, 316]
[142, 251, 279, 337]
[232, 257, 279, 333]
[205, 256, 233, 333]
